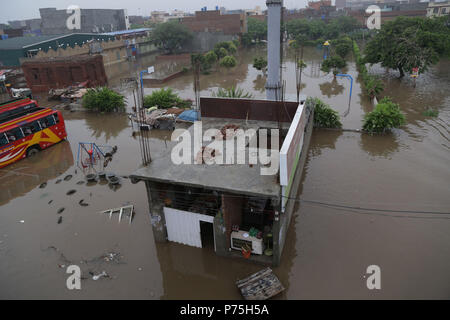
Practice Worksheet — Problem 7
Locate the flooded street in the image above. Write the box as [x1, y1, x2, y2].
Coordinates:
[1, 46, 449, 299]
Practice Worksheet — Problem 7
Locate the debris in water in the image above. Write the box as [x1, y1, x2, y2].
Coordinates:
[57, 217, 63, 224]
[39, 182, 47, 189]
[79, 200, 89, 207]
[85, 174, 97, 182]
[55, 179, 62, 184]
[66, 190, 77, 196]
[76, 181, 85, 185]
[48, 200, 53, 205]
[112, 146, 118, 154]
[92, 271, 108, 281]
[236, 268, 285, 300]
[19, 220, 25, 224]
[64, 175, 73, 181]
[57, 208, 65, 214]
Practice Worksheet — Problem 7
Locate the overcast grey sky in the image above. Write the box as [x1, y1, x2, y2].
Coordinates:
[1, 0, 311, 23]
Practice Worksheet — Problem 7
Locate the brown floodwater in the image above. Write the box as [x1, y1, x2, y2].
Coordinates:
[0, 46, 449, 299]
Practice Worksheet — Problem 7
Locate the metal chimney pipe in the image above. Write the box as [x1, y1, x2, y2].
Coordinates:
[266, 0, 283, 101]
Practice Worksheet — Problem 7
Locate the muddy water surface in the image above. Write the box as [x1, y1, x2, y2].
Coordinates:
[0, 46, 449, 299]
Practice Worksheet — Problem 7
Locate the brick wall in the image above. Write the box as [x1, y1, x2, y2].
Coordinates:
[181, 11, 245, 35]
[22, 55, 107, 92]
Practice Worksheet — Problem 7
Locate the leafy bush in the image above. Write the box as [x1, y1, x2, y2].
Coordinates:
[423, 109, 439, 117]
[213, 86, 253, 99]
[143, 88, 187, 109]
[309, 97, 342, 128]
[253, 57, 267, 72]
[363, 97, 406, 133]
[205, 51, 218, 64]
[217, 47, 228, 58]
[150, 21, 193, 54]
[321, 55, 346, 75]
[219, 55, 237, 68]
[365, 77, 384, 99]
[353, 40, 384, 99]
[82, 87, 126, 112]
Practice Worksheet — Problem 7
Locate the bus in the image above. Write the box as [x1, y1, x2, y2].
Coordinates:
[0, 98, 67, 169]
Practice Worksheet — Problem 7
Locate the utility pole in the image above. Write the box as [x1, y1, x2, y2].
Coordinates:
[265, 0, 283, 101]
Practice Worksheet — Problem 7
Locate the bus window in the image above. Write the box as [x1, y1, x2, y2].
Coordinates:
[23, 126, 33, 136]
[0, 133, 9, 147]
[6, 128, 24, 142]
[52, 113, 60, 124]
[30, 121, 41, 133]
[44, 115, 56, 127]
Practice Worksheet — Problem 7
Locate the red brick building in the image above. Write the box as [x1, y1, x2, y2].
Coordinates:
[22, 54, 107, 93]
[181, 10, 247, 35]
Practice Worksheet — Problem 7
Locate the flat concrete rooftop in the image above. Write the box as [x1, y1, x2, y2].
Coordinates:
[131, 117, 291, 198]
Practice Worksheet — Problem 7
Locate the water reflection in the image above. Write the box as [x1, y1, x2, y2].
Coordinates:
[0, 141, 74, 205]
[359, 132, 401, 159]
[84, 113, 130, 143]
[319, 79, 345, 98]
[309, 129, 343, 158]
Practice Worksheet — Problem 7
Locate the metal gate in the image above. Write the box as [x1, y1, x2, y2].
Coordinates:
[164, 207, 215, 249]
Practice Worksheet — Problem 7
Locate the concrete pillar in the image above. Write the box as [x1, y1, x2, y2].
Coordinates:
[145, 181, 167, 242]
[265, 0, 283, 101]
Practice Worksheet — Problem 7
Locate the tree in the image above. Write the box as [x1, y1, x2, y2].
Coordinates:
[220, 56, 237, 69]
[363, 97, 406, 133]
[364, 16, 450, 77]
[253, 57, 267, 74]
[150, 21, 193, 54]
[365, 77, 384, 100]
[213, 86, 253, 99]
[333, 36, 352, 58]
[321, 56, 346, 76]
[205, 51, 218, 65]
[243, 17, 267, 46]
[82, 87, 126, 112]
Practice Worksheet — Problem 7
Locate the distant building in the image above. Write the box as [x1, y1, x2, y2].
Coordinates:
[0, 28, 24, 40]
[8, 19, 42, 33]
[427, 1, 450, 17]
[336, 0, 347, 10]
[308, 0, 332, 10]
[150, 11, 170, 23]
[39, 8, 130, 35]
[181, 10, 247, 35]
[0, 33, 115, 66]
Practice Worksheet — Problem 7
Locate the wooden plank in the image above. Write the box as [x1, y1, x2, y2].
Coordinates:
[237, 268, 285, 300]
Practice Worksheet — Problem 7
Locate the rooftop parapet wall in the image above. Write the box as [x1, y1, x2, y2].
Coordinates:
[200, 97, 299, 123]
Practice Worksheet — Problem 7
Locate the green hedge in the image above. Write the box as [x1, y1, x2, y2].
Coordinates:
[353, 40, 384, 99]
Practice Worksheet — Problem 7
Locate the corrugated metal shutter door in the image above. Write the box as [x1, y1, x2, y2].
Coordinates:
[164, 207, 215, 248]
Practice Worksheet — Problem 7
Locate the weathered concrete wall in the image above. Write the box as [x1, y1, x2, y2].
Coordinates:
[145, 181, 168, 243]
[222, 194, 245, 247]
[273, 108, 314, 266]
[184, 31, 236, 53]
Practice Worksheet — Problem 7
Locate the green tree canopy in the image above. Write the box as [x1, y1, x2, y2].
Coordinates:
[242, 17, 267, 46]
[321, 56, 347, 75]
[364, 16, 450, 77]
[150, 21, 193, 54]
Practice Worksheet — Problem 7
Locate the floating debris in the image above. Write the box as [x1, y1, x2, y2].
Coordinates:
[236, 268, 285, 300]
[55, 179, 62, 184]
[108, 176, 120, 185]
[39, 182, 47, 189]
[19, 220, 25, 224]
[48, 200, 53, 205]
[76, 181, 85, 185]
[57, 217, 63, 224]
[66, 190, 77, 196]
[91, 271, 108, 281]
[57, 208, 65, 214]
[100, 205, 134, 224]
[79, 200, 89, 207]
[85, 174, 97, 182]
[64, 175, 73, 181]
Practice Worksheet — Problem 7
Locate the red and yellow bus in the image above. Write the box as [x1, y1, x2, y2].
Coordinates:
[0, 98, 67, 168]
